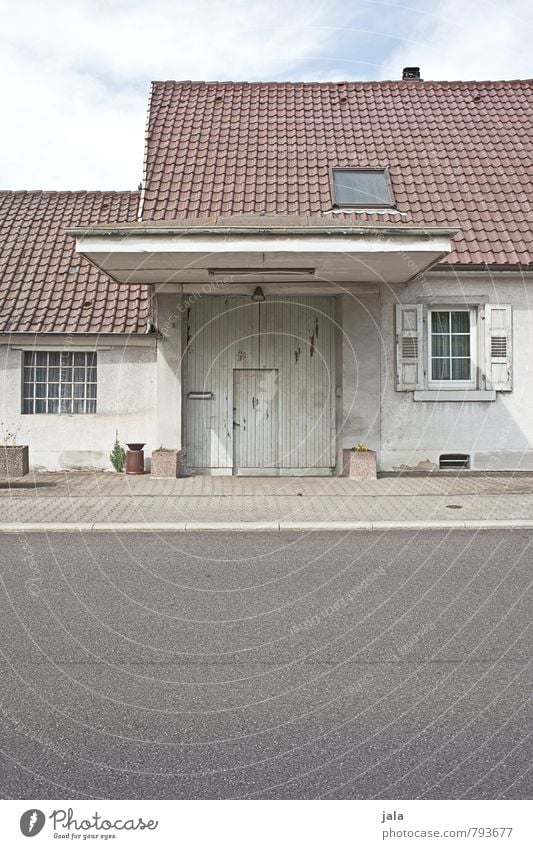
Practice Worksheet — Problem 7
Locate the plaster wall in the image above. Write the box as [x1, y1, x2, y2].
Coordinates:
[0, 341, 157, 471]
[340, 292, 381, 459]
[379, 273, 533, 471]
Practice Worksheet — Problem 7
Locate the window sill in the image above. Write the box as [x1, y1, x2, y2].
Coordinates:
[414, 390, 496, 402]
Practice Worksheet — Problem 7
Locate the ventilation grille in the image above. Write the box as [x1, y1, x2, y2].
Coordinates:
[439, 454, 470, 470]
[402, 337, 418, 360]
[491, 336, 507, 358]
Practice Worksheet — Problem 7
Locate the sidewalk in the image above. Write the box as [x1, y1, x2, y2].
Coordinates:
[1, 471, 533, 530]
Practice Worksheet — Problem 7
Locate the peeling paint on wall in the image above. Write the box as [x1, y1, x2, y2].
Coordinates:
[393, 459, 438, 472]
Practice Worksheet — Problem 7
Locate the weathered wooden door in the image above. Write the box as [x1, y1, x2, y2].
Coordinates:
[233, 369, 279, 473]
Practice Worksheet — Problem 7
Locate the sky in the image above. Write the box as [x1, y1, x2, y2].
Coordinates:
[1, 0, 531, 191]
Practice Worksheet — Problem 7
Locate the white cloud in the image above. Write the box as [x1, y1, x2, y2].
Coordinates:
[1, 0, 531, 190]
[380, 0, 533, 81]
[0, 0, 348, 189]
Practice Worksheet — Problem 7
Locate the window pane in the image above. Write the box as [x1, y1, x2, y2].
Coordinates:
[22, 350, 97, 414]
[451, 311, 470, 333]
[431, 312, 450, 333]
[432, 335, 450, 357]
[452, 358, 471, 380]
[333, 170, 392, 205]
[87, 367, 97, 382]
[451, 334, 470, 357]
[432, 358, 450, 380]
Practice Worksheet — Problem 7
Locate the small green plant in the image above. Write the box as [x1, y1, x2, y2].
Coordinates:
[352, 442, 368, 452]
[110, 431, 126, 472]
[1, 422, 20, 446]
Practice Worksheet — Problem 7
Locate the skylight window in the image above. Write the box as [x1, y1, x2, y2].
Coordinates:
[331, 167, 394, 208]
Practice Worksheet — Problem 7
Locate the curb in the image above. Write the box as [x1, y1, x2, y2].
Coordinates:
[1, 520, 533, 532]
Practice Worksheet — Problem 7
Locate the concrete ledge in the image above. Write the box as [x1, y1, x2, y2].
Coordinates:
[0, 523, 94, 532]
[3, 519, 533, 532]
[92, 522, 188, 531]
[186, 521, 279, 531]
[279, 521, 374, 530]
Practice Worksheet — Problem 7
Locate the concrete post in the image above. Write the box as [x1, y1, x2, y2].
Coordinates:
[155, 293, 183, 450]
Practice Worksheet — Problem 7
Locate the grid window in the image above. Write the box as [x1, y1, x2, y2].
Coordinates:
[23, 352, 97, 414]
[429, 310, 473, 384]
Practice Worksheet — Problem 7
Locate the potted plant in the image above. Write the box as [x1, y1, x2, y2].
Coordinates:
[0, 423, 29, 478]
[151, 447, 183, 478]
[109, 431, 126, 473]
[342, 442, 377, 479]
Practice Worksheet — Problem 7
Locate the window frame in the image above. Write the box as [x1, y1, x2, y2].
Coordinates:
[427, 307, 477, 390]
[22, 350, 97, 415]
[330, 166, 395, 208]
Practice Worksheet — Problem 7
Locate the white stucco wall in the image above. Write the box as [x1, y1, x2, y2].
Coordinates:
[0, 339, 157, 471]
[379, 272, 533, 471]
[340, 292, 381, 458]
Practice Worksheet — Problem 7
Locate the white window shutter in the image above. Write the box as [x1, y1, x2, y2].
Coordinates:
[485, 304, 512, 391]
[395, 304, 424, 391]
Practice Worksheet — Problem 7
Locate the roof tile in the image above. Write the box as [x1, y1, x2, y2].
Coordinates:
[0, 190, 149, 333]
[141, 80, 532, 265]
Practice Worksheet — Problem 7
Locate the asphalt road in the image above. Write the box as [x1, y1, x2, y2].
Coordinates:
[0, 530, 530, 800]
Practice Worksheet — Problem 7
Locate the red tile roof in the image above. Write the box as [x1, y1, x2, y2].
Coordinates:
[141, 80, 533, 266]
[0, 191, 149, 334]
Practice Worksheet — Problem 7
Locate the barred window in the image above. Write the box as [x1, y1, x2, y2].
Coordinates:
[23, 351, 97, 414]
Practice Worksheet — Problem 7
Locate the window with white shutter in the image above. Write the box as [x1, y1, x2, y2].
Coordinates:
[396, 301, 512, 397]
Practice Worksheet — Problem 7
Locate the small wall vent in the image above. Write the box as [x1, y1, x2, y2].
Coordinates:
[439, 453, 470, 470]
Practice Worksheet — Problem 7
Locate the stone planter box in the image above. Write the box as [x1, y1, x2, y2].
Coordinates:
[342, 448, 377, 479]
[151, 448, 183, 478]
[0, 445, 29, 478]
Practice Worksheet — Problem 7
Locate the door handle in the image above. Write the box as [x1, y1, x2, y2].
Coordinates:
[233, 421, 240, 428]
